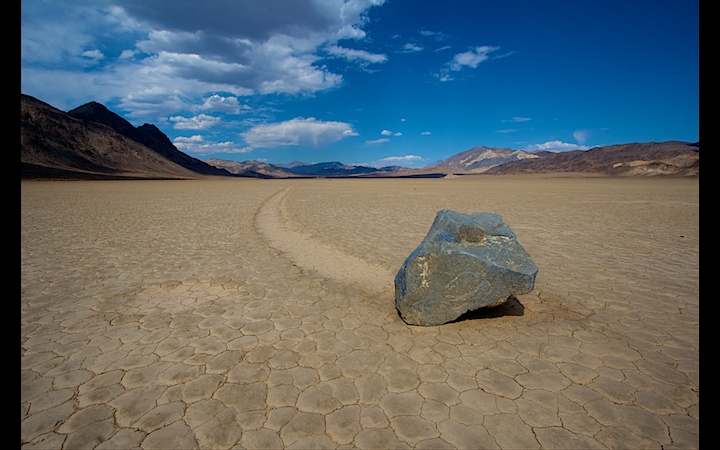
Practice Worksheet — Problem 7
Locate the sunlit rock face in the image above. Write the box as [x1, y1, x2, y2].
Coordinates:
[395, 210, 538, 326]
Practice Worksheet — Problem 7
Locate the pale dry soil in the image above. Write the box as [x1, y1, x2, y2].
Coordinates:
[21, 176, 699, 449]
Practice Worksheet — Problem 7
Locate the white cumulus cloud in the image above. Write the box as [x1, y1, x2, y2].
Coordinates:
[174, 135, 252, 155]
[82, 49, 104, 61]
[169, 114, 221, 130]
[242, 117, 358, 148]
[119, 49, 138, 59]
[201, 94, 249, 114]
[21, 0, 387, 119]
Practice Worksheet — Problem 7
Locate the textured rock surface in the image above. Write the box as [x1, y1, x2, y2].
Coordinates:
[395, 210, 538, 326]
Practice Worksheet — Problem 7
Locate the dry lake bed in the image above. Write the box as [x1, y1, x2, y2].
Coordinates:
[21, 175, 699, 449]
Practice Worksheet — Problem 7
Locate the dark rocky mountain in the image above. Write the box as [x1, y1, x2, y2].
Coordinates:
[284, 161, 378, 177]
[21, 94, 234, 179]
[66, 101, 231, 177]
[484, 141, 699, 176]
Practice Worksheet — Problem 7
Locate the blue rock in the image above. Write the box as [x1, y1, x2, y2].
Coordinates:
[394, 210, 538, 326]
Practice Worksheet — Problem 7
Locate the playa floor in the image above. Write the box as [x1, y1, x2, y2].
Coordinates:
[21, 176, 699, 449]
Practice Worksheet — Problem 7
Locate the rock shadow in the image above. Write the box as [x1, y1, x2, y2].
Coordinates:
[395, 294, 525, 326]
[449, 294, 525, 323]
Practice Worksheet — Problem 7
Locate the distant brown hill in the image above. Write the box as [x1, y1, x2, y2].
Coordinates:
[483, 141, 699, 176]
[21, 94, 234, 180]
[205, 158, 295, 178]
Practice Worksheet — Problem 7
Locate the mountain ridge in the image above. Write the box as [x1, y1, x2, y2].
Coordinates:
[484, 141, 698, 176]
[21, 94, 698, 179]
[205, 139, 698, 178]
[66, 101, 231, 177]
[21, 95, 202, 179]
[429, 146, 540, 173]
[21, 94, 235, 179]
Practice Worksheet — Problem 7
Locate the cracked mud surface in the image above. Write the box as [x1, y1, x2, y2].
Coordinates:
[21, 176, 698, 449]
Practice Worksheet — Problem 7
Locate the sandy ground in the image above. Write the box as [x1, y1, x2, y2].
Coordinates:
[21, 175, 699, 449]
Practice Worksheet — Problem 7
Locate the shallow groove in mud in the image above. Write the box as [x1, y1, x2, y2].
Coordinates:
[255, 185, 395, 296]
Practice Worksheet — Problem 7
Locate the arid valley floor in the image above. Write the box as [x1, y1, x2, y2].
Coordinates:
[21, 175, 699, 449]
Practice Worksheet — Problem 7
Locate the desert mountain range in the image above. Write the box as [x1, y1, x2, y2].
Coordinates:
[21, 94, 232, 180]
[21, 94, 698, 180]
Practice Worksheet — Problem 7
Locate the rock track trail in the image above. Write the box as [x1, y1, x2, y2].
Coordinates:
[255, 184, 396, 298]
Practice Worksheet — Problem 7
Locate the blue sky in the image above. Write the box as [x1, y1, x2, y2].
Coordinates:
[21, 0, 699, 168]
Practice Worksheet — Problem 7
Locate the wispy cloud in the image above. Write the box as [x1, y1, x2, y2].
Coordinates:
[436, 45, 507, 81]
[242, 117, 358, 148]
[366, 138, 390, 145]
[400, 43, 424, 53]
[497, 117, 532, 134]
[327, 45, 388, 64]
[525, 140, 590, 152]
[573, 129, 591, 145]
[449, 46, 500, 70]
[377, 154, 423, 163]
[419, 29, 446, 41]
[368, 154, 424, 167]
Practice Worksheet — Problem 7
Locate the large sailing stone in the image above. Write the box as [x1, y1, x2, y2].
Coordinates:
[394, 210, 538, 326]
